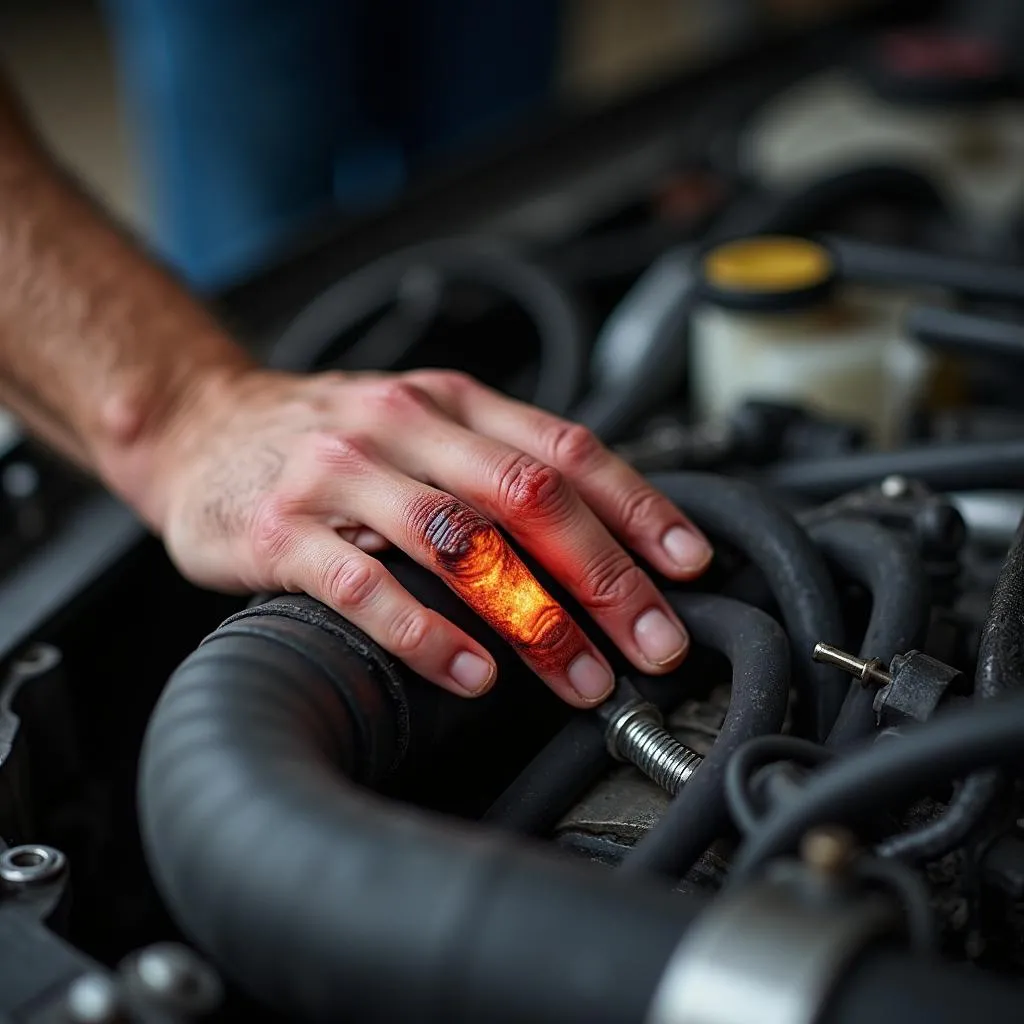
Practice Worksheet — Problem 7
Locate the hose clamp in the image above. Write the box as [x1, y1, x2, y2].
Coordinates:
[645, 874, 899, 1024]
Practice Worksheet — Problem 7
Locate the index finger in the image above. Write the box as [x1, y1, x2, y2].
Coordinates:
[410, 372, 713, 579]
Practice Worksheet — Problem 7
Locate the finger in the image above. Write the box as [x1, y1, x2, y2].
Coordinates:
[411, 371, 712, 579]
[390, 416, 691, 675]
[257, 517, 497, 698]
[335, 463, 615, 707]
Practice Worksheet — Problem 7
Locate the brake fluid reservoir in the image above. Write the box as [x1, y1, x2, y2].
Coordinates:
[689, 237, 931, 448]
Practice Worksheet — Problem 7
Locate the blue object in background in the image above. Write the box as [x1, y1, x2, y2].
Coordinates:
[100, 0, 561, 292]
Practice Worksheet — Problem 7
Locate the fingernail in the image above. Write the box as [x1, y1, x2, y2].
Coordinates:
[634, 608, 688, 666]
[449, 651, 495, 694]
[568, 652, 614, 701]
[662, 525, 712, 572]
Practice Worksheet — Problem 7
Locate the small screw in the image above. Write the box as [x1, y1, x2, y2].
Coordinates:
[880, 474, 910, 499]
[65, 974, 123, 1024]
[801, 825, 858, 875]
[0, 844, 66, 887]
[813, 643, 892, 688]
[605, 701, 703, 795]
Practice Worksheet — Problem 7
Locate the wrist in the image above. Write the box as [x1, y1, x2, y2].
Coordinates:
[95, 344, 257, 530]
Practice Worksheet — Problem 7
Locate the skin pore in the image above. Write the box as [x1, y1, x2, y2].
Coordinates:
[0, 73, 714, 707]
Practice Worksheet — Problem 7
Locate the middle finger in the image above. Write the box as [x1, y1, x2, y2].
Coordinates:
[385, 417, 690, 675]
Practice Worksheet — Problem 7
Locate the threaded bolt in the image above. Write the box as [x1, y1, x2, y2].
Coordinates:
[605, 703, 703, 795]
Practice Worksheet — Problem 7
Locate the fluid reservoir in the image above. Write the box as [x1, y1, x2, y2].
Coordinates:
[745, 32, 1024, 229]
[689, 236, 931, 448]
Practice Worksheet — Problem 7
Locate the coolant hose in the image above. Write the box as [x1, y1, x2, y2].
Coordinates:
[267, 237, 589, 415]
[619, 594, 790, 879]
[876, 513, 1024, 862]
[730, 690, 1024, 883]
[809, 518, 931, 749]
[484, 594, 790, 839]
[572, 247, 696, 444]
[764, 439, 1024, 500]
[649, 473, 845, 741]
[137, 596, 703, 1024]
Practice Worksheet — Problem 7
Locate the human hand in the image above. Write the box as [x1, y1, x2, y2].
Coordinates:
[132, 368, 712, 707]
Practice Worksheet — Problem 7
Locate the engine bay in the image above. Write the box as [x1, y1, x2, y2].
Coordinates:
[6, 5, 1024, 1022]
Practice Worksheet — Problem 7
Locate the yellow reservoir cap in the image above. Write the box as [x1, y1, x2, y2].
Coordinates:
[702, 236, 835, 295]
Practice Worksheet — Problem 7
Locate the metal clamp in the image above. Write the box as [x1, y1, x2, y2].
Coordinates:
[645, 876, 899, 1024]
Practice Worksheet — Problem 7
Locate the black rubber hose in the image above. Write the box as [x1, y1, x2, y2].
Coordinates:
[484, 594, 789, 839]
[572, 247, 696, 444]
[138, 598, 704, 1024]
[826, 234, 1024, 303]
[764, 439, 1024, 500]
[822, 948, 1024, 1024]
[729, 691, 1024, 883]
[266, 237, 589, 415]
[808, 518, 931, 748]
[618, 594, 790, 878]
[709, 164, 947, 243]
[648, 473, 845, 740]
[908, 305, 1024, 366]
[876, 513, 1024, 862]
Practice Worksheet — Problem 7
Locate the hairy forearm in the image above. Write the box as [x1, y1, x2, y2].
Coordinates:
[0, 78, 254, 521]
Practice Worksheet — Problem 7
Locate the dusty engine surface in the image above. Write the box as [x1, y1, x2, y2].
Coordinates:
[6, 5, 1024, 1023]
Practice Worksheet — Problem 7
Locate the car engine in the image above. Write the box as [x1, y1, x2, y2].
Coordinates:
[4, 5, 1024, 1023]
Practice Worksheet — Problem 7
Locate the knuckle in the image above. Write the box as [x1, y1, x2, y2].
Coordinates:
[369, 379, 432, 417]
[408, 494, 491, 565]
[546, 422, 602, 469]
[323, 554, 382, 612]
[312, 431, 375, 471]
[387, 606, 432, 657]
[411, 368, 475, 397]
[618, 486, 666, 537]
[250, 497, 299, 564]
[579, 549, 647, 608]
[494, 453, 570, 519]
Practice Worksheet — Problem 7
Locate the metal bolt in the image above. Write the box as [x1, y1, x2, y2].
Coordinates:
[605, 702, 703, 796]
[813, 643, 892, 688]
[801, 825, 858, 876]
[880, 474, 910, 499]
[0, 844, 66, 887]
[65, 974, 123, 1024]
[125, 943, 222, 1014]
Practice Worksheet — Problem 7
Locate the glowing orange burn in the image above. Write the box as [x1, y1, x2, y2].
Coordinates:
[446, 527, 568, 653]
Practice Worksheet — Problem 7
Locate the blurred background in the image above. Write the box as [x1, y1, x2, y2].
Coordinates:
[0, 0, 859, 290]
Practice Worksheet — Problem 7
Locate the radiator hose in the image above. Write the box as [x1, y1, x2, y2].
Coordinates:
[136, 595, 701, 1024]
[137, 601, 1024, 1024]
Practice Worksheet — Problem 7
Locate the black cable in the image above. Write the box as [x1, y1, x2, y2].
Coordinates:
[853, 856, 938, 956]
[876, 513, 1024, 863]
[729, 691, 1024, 883]
[764, 439, 1024, 500]
[809, 518, 931, 748]
[267, 237, 589, 415]
[647, 473, 846, 741]
[724, 735, 833, 835]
